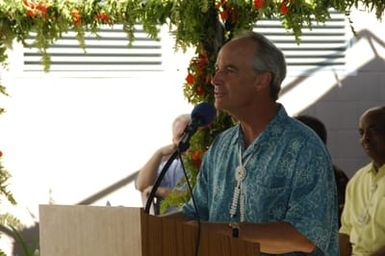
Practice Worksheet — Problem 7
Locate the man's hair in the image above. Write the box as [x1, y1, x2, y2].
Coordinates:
[365, 106, 385, 116]
[364, 106, 385, 132]
[232, 31, 287, 101]
[296, 115, 327, 144]
[172, 114, 190, 130]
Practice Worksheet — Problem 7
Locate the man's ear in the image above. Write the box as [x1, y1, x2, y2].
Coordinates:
[255, 71, 272, 91]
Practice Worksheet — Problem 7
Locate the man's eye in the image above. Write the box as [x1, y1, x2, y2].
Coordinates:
[372, 126, 385, 133]
[214, 67, 236, 74]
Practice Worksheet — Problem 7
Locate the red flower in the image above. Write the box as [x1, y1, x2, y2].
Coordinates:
[0, 150, 3, 158]
[36, 2, 47, 17]
[280, 1, 288, 15]
[220, 10, 228, 21]
[23, 1, 48, 18]
[191, 150, 202, 161]
[199, 54, 208, 63]
[191, 150, 203, 168]
[254, 0, 265, 9]
[229, 7, 237, 23]
[96, 11, 110, 24]
[185, 73, 195, 84]
[26, 9, 37, 17]
[196, 84, 205, 96]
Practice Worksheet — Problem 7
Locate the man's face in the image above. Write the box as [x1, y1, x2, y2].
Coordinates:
[358, 110, 385, 167]
[210, 39, 261, 114]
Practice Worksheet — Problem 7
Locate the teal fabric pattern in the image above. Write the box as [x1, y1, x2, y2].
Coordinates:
[182, 106, 339, 255]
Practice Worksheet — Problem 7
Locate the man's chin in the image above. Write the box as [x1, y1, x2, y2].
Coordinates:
[214, 100, 227, 111]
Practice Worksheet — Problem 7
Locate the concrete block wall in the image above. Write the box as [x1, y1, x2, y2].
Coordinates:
[291, 10, 385, 177]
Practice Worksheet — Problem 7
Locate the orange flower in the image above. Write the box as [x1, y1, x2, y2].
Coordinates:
[71, 8, 81, 25]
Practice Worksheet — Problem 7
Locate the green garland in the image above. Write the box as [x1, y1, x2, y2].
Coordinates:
[0, 0, 384, 70]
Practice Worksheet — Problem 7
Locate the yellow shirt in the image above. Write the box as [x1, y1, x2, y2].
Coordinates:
[340, 163, 385, 255]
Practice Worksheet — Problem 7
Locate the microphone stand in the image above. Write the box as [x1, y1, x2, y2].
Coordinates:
[144, 149, 179, 214]
[144, 123, 194, 214]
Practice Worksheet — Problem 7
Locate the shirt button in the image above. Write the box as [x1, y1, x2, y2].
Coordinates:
[371, 183, 377, 192]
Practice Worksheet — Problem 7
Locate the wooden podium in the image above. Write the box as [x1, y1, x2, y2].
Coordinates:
[39, 205, 260, 256]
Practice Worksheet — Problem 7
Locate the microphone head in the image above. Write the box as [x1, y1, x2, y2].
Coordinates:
[191, 102, 216, 127]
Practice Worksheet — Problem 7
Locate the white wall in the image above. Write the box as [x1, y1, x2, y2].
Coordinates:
[0, 43, 194, 254]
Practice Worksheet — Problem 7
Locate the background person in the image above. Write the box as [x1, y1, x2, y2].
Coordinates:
[339, 106, 385, 256]
[135, 114, 190, 214]
[295, 114, 349, 227]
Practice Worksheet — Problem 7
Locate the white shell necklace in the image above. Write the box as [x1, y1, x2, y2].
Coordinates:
[229, 146, 253, 222]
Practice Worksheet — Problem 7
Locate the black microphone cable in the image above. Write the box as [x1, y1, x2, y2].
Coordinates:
[177, 148, 201, 256]
[144, 150, 179, 214]
[144, 148, 202, 256]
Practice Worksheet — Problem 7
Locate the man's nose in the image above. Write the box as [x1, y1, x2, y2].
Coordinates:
[361, 130, 371, 142]
[211, 71, 222, 87]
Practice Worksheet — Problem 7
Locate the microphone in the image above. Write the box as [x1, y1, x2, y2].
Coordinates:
[178, 102, 216, 152]
[144, 102, 216, 214]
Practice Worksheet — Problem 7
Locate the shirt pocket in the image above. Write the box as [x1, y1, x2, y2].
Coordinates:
[245, 181, 287, 220]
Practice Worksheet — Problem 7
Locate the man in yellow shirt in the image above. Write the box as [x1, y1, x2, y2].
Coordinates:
[340, 106, 385, 256]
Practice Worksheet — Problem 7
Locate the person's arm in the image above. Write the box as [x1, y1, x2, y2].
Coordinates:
[191, 221, 315, 254]
[135, 144, 176, 192]
[142, 186, 174, 198]
[339, 233, 352, 256]
[240, 221, 315, 253]
[372, 245, 385, 256]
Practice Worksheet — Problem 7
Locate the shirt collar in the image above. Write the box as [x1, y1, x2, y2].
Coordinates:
[366, 162, 385, 179]
[233, 104, 289, 153]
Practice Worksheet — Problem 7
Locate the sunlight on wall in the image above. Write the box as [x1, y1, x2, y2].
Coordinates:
[280, 73, 342, 116]
[280, 9, 385, 117]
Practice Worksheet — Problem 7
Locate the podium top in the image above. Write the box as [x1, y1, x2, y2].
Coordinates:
[39, 204, 260, 256]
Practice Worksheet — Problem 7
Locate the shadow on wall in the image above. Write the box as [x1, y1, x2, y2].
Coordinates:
[12, 223, 39, 255]
[283, 29, 385, 177]
[0, 222, 40, 256]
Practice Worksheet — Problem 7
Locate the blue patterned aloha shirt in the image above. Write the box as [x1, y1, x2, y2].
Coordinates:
[182, 105, 339, 255]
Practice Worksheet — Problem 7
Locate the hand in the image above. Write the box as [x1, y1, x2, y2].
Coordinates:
[144, 186, 154, 197]
[372, 246, 385, 256]
[158, 143, 177, 157]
